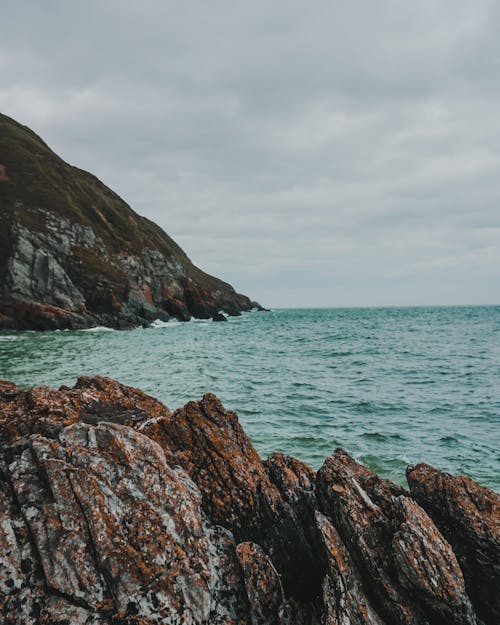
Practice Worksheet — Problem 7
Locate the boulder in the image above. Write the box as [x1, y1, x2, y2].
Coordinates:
[212, 312, 228, 322]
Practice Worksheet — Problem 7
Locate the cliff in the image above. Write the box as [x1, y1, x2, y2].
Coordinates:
[0, 376, 498, 625]
[0, 113, 262, 330]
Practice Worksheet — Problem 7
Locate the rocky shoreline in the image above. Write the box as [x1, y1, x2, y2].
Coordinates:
[0, 376, 498, 625]
[0, 113, 264, 331]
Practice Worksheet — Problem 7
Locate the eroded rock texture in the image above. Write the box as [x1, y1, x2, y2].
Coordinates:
[142, 395, 323, 601]
[0, 376, 498, 625]
[407, 463, 500, 625]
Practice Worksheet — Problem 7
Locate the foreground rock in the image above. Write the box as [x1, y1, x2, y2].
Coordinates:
[0, 113, 264, 330]
[407, 463, 500, 625]
[0, 377, 498, 625]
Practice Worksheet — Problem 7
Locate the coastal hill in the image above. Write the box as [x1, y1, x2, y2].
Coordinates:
[0, 375, 498, 625]
[0, 113, 262, 330]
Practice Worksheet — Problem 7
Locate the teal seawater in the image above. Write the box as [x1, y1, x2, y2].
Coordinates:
[1, 306, 499, 490]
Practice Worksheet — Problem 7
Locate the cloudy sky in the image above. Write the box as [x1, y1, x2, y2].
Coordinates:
[1, 1, 499, 307]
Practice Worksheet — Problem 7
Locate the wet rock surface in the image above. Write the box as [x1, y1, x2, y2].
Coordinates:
[1, 376, 498, 624]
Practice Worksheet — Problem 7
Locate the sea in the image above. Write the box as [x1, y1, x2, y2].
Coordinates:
[1, 306, 499, 491]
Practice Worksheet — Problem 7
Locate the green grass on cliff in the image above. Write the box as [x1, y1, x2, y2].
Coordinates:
[0, 112, 249, 313]
[0, 113, 187, 261]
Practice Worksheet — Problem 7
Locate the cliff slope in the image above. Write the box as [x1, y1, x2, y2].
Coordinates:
[0, 376, 498, 625]
[0, 113, 261, 329]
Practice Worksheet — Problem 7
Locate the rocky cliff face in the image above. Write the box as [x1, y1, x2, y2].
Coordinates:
[0, 113, 262, 330]
[0, 376, 498, 625]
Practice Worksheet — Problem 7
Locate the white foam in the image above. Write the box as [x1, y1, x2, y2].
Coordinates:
[82, 326, 115, 332]
[149, 319, 183, 329]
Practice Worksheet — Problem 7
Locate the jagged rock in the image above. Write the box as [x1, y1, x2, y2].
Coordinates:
[317, 449, 479, 625]
[407, 463, 500, 625]
[265, 453, 327, 597]
[0, 113, 263, 330]
[0, 376, 170, 446]
[2, 421, 254, 624]
[265, 453, 316, 511]
[204, 526, 252, 625]
[0, 377, 497, 625]
[236, 542, 286, 625]
[142, 394, 321, 601]
[391, 496, 478, 625]
[315, 511, 385, 625]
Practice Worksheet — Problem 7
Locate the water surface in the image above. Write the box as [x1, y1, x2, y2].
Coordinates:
[1, 306, 499, 489]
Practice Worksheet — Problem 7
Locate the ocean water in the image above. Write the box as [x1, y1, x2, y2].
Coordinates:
[1, 306, 499, 490]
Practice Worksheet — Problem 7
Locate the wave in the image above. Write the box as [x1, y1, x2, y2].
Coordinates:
[82, 326, 116, 332]
[149, 319, 183, 329]
[362, 432, 405, 442]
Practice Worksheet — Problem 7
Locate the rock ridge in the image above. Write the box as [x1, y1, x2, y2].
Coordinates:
[0, 113, 264, 330]
[0, 376, 498, 624]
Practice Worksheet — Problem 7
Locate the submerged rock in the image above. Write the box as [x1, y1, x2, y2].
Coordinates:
[0, 376, 498, 624]
[212, 312, 228, 322]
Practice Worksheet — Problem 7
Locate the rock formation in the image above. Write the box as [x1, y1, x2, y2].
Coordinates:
[0, 113, 263, 330]
[0, 376, 498, 624]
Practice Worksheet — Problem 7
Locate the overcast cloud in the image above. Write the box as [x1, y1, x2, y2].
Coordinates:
[1, 0, 499, 306]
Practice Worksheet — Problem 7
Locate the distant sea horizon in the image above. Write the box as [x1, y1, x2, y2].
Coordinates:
[1, 305, 499, 490]
[268, 303, 500, 310]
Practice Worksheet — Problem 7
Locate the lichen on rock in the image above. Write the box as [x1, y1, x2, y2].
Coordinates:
[0, 376, 498, 625]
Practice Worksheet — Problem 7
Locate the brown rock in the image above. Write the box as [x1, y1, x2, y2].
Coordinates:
[236, 542, 286, 625]
[315, 511, 385, 625]
[407, 463, 500, 625]
[9, 424, 209, 620]
[0, 375, 170, 446]
[265, 453, 316, 511]
[265, 452, 327, 598]
[143, 394, 319, 601]
[1, 419, 255, 624]
[317, 449, 479, 625]
[0, 299, 92, 331]
[391, 496, 478, 625]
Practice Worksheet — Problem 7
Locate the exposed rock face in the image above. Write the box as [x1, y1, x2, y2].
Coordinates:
[316, 450, 479, 625]
[407, 463, 500, 625]
[315, 511, 384, 625]
[236, 542, 286, 625]
[0, 113, 263, 330]
[141, 394, 323, 601]
[0, 376, 498, 625]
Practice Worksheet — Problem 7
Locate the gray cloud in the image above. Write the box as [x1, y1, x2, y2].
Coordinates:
[1, 0, 499, 306]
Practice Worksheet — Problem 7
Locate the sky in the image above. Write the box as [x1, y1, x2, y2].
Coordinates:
[1, 1, 499, 307]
